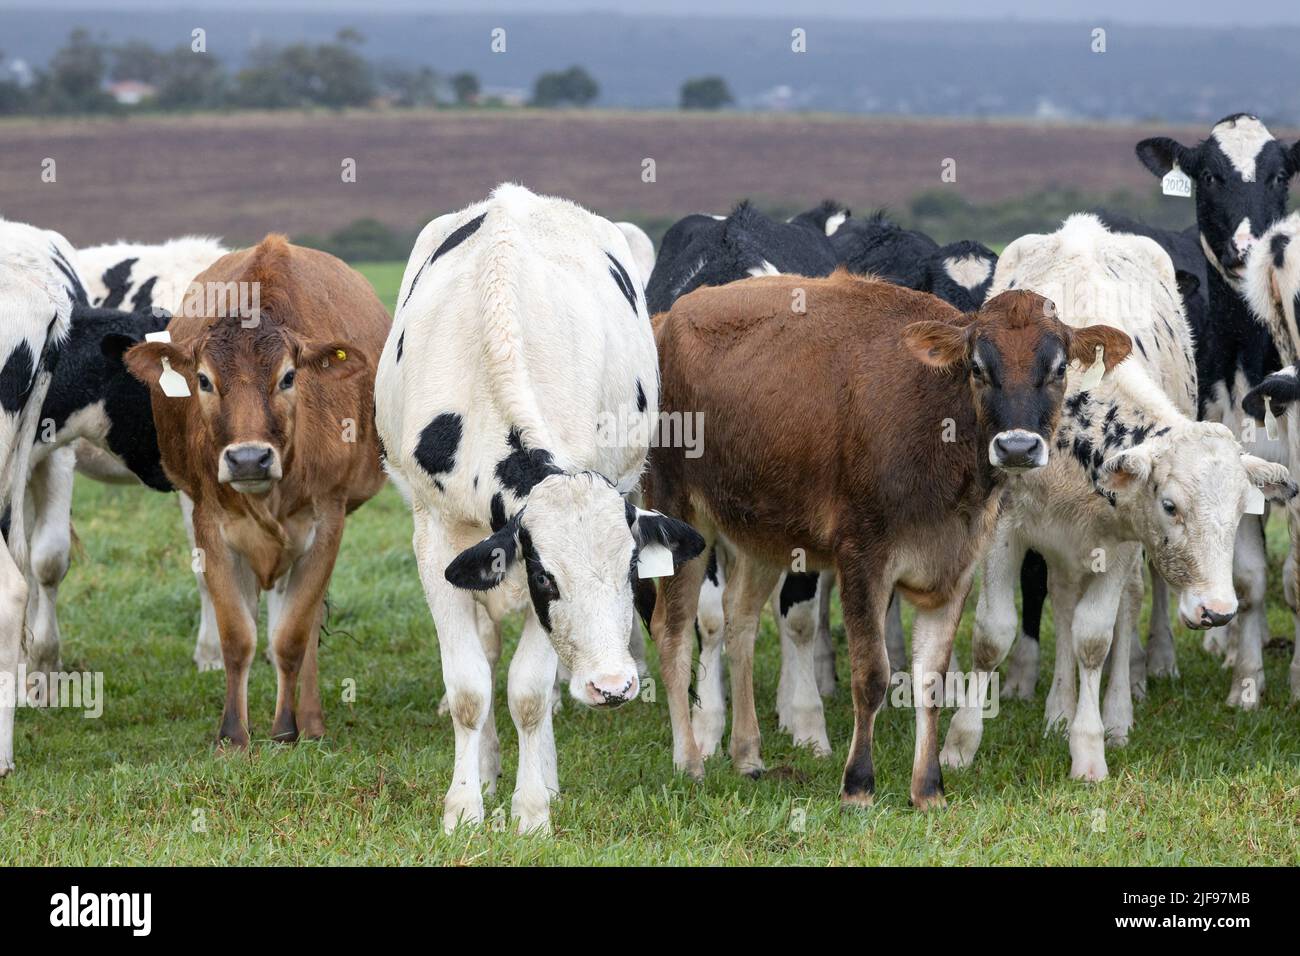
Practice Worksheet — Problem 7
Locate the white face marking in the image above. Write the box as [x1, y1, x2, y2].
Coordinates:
[1211, 115, 1274, 183]
[1232, 218, 1256, 256]
[746, 260, 780, 277]
[944, 255, 993, 290]
[824, 211, 847, 236]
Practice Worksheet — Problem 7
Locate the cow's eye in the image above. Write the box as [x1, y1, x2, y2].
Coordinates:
[280, 369, 296, 390]
[197, 372, 213, 393]
[1055, 362, 1068, 380]
[532, 568, 557, 596]
[1201, 170, 1221, 187]
[971, 363, 985, 382]
[1161, 498, 1177, 516]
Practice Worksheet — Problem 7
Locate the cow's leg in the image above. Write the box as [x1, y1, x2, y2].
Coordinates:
[773, 571, 817, 735]
[266, 573, 322, 738]
[884, 592, 906, 675]
[772, 572, 831, 756]
[722, 553, 780, 777]
[836, 541, 893, 807]
[179, 493, 224, 671]
[0, 538, 29, 775]
[1069, 549, 1137, 781]
[1144, 566, 1178, 681]
[1044, 574, 1079, 733]
[268, 508, 344, 743]
[508, 610, 559, 834]
[651, 521, 711, 780]
[942, 522, 1024, 768]
[24, 446, 74, 703]
[1227, 514, 1268, 709]
[693, 545, 727, 757]
[1284, 547, 1298, 612]
[910, 582, 971, 809]
[476, 604, 503, 794]
[1005, 550, 1047, 700]
[1289, 503, 1300, 701]
[1103, 562, 1142, 747]
[814, 570, 837, 695]
[194, 512, 259, 748]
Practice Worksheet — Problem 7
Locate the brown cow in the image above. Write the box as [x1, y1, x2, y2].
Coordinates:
[122, 236, 389, 747]
[644, 269, 1131, 807]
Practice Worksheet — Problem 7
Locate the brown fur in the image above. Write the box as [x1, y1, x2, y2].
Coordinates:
[124, 235, 389, 748]
[643, 269, 1130, 805]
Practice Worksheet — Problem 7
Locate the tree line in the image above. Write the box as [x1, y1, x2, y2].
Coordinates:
[0, 28, 735, 116]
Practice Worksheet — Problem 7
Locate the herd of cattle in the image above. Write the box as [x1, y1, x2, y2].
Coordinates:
[2, 112, 1300, 832]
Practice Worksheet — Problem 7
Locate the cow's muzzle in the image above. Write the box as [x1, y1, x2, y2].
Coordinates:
[1178, 592, 1238, 631]
[219, 442, 282, 493]
[989, 429, 1048, 473]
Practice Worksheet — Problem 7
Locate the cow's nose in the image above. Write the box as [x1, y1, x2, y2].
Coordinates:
[991, 431, 1045, 470]
[224, 445, 273, 480]
[1201, 607, 1235, 628]
[585, 674, 638, 708]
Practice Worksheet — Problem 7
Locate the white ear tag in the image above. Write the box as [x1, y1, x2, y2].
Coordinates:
[1162, 166, 1192, 198]
[144, 330, 171, 344]
[637, 543, 674, 579]
[158, 357, 191, 398]
[1263, 396, 1280, 441]
[1244, 483, 1266, 515]
[1079, 345, 1105, 390]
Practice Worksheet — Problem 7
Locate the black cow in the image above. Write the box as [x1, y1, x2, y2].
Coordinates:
[830, 211, 939, 288]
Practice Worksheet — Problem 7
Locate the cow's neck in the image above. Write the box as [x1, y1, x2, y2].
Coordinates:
[1205, 256, 1280, 392]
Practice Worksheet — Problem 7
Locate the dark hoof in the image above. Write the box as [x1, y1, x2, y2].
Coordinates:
[271, 712, 299, 744]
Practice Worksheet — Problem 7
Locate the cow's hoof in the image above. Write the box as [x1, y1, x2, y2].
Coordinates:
[514, 813, 551, 836]
[1146, 651, 1179, 680]
[691, 709, 725, 758]
[442, 793, 485, 834]
[215, 734, 250, 752]
[1069, 733, 1107, 781]
[793, 733, 832, 758]
[938, 741, 974, 770]
[0, 759, 13, 777]
[195, 658, 225, 673]
[910, 790, 947, 811]
[730, 744, 764, 779]
[1001, 636, 1039, 700]
[675, 756, 706, 781]
[840, 790, 874, 809]
[1226, 673, 1263, 710]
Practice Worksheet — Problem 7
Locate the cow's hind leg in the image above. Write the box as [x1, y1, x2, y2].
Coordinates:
[692, 544, 727, 757]
[1004, 550, 1047, 700]
[722, 552, 780, 777]
[815, 570, 838, 695]
[772, 571, 830, 756]
[24, 447, 74, 705]
[181, 493, 224, 672]
[1227, 514, 1268, 709]
[0, 537, 29, 775]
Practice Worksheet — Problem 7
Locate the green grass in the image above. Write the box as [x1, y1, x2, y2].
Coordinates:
[1, 263, 1297, 865]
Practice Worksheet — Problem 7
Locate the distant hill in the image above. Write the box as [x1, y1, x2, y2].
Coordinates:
[3, 9, 1299, 123]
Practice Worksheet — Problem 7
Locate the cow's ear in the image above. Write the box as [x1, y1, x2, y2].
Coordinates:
[1097, 445, 1153, 496]
[1242, 454, 1298, 504]
[903, 320, 970, 369]
[300, 340, 368, 380]
[122, 340, 192, 388]
[1068, 324, 1132, 373]
[1135, 136, 1194, 177]
[445, 520, 519, 591]
[1241, 368, 1300, 422]
[631, 508, 706, 566]
[1287, 141, 1300, 177]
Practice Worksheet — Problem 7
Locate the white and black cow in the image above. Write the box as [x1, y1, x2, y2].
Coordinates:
[789, 199, 851, 237]
[1242, 212, 1300, 700]
[1136, 114, 1300, 704]
[0, 220, 77, 774]
[376, 184, 702, 834]
[940, 214, 1295, 781]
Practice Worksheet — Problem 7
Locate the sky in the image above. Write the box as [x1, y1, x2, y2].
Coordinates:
[7, 0, 1300, 28]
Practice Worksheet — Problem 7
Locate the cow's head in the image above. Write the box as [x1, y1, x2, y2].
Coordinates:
[921, 240, 998, 312]
[445, 472, 704, 708]
[1137, 114, 1300, 282]
[1097, 420, 1296, 629]
[123, 316, 367, 494]
[904, 290, 1132, 473]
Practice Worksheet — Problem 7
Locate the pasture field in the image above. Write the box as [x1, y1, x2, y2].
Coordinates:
[1, 263, 1298, 866]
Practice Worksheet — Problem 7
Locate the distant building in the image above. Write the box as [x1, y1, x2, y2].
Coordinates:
[0, 57, 34, 88]
[106, 81, 157, 106]
[479, 86, 527, 107]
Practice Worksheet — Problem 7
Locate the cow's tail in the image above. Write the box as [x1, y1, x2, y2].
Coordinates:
[477, 186, 560, 459]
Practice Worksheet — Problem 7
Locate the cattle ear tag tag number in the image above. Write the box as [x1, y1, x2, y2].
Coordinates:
[637, 543, 674, 579]
[1162, 165, 1193, 198]
[1079, 345, 1105, 390]
[1244, 483, 1266, 515]
[1263, 396, 1280, 442]
[144, 330, 171, 344]
[158, 357, 191, 398]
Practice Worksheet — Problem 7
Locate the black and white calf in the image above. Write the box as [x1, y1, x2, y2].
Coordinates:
[0, 220, 77, 774]
[376, 184, 702, 834]
[1136, 114, 1300, 705]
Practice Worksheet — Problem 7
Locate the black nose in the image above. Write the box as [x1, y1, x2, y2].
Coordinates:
[993, 432, 1044, 469]
[224, 446, 273, 480]
[1202, 609, 1235, 628]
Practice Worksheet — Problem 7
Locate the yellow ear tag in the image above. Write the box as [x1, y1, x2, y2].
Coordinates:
[158, 357, 191, 398]
[1264, 395, 1280, 442]
[1079, 345, 1105, 390]
[335, 349, 347, 361]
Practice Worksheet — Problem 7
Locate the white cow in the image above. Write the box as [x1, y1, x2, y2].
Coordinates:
[941, 214, 1295, 780]
[376, 184, 703, 834]
[0, 221, 77, 774]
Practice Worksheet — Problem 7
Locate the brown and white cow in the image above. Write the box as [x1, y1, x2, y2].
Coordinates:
[643, 270, 1130, 806]
[122, 236, 389, 746]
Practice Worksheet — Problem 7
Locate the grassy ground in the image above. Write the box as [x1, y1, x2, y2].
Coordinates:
[1, 264, 1297, 865]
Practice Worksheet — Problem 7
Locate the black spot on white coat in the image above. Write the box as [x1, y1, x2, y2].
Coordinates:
[414, 412, 463, 480]
[402, 212, 488, 310]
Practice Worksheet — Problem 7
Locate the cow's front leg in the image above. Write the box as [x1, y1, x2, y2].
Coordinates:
[651, 536, 710, 779]
[911, 580, 972, 809]
[0, 536, 29, 775]
[508, 612, 559, 834]
[1069, 549, 1137, 781]
[194, 511, 259, 748]
[722, 552, 781, 777]
[692, 552, 727, 757]
[1044, 574, 1079, 733]
[942, 523, 1023, 768]
[180, 493, 223, 672]
[476, 604, 503, 795]
[1227, 514, 1268, 709]
[269, 507, 344, 743]
[1103, 563, 1142, 747]
[836, 540, 893, 807]
[1143, 567, 1177, 681]
[24, 447, 75, 704]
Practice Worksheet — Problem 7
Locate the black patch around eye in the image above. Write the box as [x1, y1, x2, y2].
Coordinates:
[518, 526, 559, 631]
[414, 412, 462, 477]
